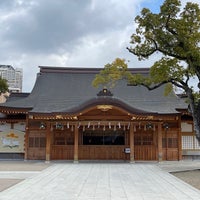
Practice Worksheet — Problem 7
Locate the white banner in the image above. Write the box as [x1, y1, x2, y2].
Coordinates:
[0, 129, 25, 153]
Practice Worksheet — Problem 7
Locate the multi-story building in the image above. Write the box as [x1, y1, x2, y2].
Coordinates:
[0, 65, 23, 93]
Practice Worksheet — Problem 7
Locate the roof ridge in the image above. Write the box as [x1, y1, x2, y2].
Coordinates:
[39, 66, 150, 74]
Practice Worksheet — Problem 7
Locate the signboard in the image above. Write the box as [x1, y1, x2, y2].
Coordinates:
[181, 122, 193, 132]
[124, 148, 130, 154]
[0, 126, 25, 153]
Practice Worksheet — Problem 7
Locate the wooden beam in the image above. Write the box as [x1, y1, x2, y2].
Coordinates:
[74, 124, 79, 163]
[24, 115, 29, 160]
[178, 116, 182, 160]
[158, 122, 163, 162]
[78, 116, 130, 120]
[45, 121, 51, 162]
[130, 122, 135, 163]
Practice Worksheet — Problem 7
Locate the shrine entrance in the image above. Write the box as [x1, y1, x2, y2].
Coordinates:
[25, 104, 181, 162]
[79, 129, 128, 160]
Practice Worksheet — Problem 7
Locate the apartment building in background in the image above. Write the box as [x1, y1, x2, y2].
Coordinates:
[0, 65, 23, 92]
[0, 65, 23, 102]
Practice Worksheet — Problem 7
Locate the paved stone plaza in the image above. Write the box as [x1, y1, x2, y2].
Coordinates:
[0, 162, 200, 200]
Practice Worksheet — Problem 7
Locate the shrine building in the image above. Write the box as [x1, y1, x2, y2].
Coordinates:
[0, 67, 199, 162]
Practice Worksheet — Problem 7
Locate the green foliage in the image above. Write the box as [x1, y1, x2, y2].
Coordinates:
[164, 83, 173, 96]
[94, 0, 200, 94]
[0, 77, 8, 94]
[93, 0, 200, 139]
[129, 0, 200, 70]
[150, 58, 187, 82]
[92, 58, 128, 88]
[127, 73, 148, 86]
[194, 92, 200, 101]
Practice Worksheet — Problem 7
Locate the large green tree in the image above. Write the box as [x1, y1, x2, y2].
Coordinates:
[93, 0, 200, 141]
[0, 77, 8, 94]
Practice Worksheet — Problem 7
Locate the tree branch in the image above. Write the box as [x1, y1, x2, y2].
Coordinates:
[129, 78, 186, 91]
[127, 47, 157, 58]
[165, 14, 178, 35]
[127, 42, 187, 61]
[157, 47, 187, 60]
[128, 80, 169, 90]
[140, 81, 168, 90]
[171, 79, 187, 90]
[185, 71, 190, 85]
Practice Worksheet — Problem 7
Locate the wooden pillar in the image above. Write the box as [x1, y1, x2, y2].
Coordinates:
[178, 116, 182, 161]
[45, 121, 51, 162]
[130, 122, 135, 163]
[158, 122, 163, 162]
[11, 122, 14, 129]
[74, 124, 79, 163]
[24, 116, 29, 160]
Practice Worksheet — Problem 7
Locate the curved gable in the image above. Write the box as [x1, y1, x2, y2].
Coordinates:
[55, 97, 155, 115]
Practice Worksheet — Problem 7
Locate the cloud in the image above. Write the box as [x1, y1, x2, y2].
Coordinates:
[0, 0, 146, 92]
[0, 0, 197, 92]
[1, 0, 140, 54]
[181, 0, 200, 5]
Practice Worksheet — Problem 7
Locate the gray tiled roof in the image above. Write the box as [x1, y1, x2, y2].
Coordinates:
[0, 67, 187, 114]
[6, 93, 30, 102]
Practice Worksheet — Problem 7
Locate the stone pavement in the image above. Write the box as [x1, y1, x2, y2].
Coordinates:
[0, 162, 200, 200]
[157, 160, 200, 172]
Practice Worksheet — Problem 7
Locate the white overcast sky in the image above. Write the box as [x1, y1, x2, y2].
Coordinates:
[0, 0, 199, 92]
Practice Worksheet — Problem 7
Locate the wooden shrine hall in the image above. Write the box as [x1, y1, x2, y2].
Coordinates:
[0, 67, 189, 162]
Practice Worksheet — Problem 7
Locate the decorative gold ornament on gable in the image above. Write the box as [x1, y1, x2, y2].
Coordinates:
[56, 115, 63, 119]
[97, 105, 113, 112]
[97, 88, 113, 97]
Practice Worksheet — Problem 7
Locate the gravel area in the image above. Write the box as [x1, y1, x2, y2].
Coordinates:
[172, 170, 200, 190]
[0, 161, 51, 171]
[157, 161, 200, 191]
[0, 179, 22, 192]
[0, 160, 51, 192]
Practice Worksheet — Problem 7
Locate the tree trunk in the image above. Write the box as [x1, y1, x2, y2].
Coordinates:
[187, 89, 200, 143]
[193, 101, 200, 142]
[192, 111, 200, 143]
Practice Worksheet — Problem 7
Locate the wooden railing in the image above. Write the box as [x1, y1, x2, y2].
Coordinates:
[134, 145, 157, 160]
[51, 145, 74, 160]
[27, 147, 46, 160]
[79, 145, 127, 160]
[162, 148, 178, 160]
